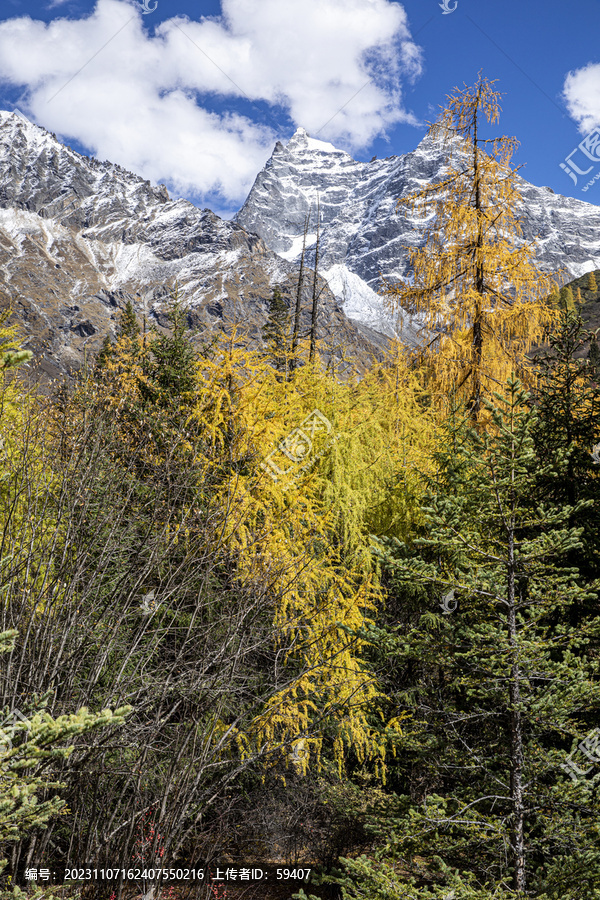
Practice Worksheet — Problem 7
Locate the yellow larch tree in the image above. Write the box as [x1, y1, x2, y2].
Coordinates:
[384, 73, 559, 419]
[187, 333, 437, 779]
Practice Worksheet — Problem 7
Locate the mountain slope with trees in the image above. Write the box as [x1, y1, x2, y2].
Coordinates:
[1, 78, 599, 900]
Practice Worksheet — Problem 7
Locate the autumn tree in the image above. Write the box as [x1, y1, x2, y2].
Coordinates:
[587, 270, 597, 293]
[0, 309, 32, 371]
[384, 73, 557, 420]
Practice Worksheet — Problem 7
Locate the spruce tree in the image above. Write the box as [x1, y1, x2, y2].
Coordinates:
[291, 213, 311, 373]
[263, 284, 290, 375]
[145, 288, 197, 407]
[309, 199, 322, 365]
[531, 308, 600, 582]
[356, 379, 600, 898]
[116, 297, 141, 341]
[548, 287, 560, 309]
[93, 333, 113, 376]
[0, 630, 131, 894]
[588, 331, 600, 376]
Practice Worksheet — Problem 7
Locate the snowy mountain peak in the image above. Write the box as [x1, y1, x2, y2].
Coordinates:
[287, 127, 344, 156]
[236, 128, 600, 339]
[0, 111, 380, 379]
[0, 108, 173, 233]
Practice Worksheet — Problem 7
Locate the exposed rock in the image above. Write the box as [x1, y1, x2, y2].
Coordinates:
[0, 112, 383, 382]
[236, 127, 600, 337]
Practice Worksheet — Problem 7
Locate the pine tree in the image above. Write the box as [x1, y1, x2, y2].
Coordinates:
[116, 297, 141, 341]
[587, 270, 598, 293]
[291, 213, 311, 372]
[361, 378, 600, 897]
[588, 330, 600, 375]
[93, 333, 113, 376]
[548, 287, 561, 308]
[384, 74, 557, 420]
[263, 284, 290, 375]
[309, 198, 322, 365]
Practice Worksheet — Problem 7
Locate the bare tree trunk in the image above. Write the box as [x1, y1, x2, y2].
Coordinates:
[471, 85, 484, 421]
[290, 212, 310, 374]
[507, 483, 526, 893]
[309, 197, 321, 364]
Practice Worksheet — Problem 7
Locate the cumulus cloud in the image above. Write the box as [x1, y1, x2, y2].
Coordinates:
[0, 0, 421, 210]
[563, 62, 600, 133]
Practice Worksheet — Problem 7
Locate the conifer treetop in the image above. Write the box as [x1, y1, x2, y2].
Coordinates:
[384, 72, 559, 420]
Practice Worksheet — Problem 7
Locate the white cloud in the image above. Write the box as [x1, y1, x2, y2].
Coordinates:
[0, 0, 421, 210]
[562, 62, 600, 133]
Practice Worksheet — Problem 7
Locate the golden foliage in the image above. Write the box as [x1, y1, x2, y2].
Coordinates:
[384, 73, 560, 418]
[184, 336, 435, 777]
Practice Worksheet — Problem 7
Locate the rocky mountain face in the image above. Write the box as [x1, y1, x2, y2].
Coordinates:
[236, 127, 600, 337]
[0, 111, 383, 382]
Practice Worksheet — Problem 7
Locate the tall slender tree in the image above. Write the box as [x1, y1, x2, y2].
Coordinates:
[384, 74, 557, 420]
[291, 212, 311, 372]
[263, 284, 290, 376]
[309, 197, 322, 364]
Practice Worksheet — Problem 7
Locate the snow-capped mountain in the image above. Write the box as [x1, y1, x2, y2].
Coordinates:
[0, 111, 382, 379]
[236, 127, 600, 337]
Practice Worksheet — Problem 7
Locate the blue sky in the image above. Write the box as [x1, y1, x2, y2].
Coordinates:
[0, 0, 599, 218]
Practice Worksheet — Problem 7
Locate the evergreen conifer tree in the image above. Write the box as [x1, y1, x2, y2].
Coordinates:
[588, 331, 600, 375]
[116, 298, 141, 341]
[559, 285, 575, 312]
[263, 284, 290, 375]
[353, 379, 600, 898]
[145, 288, 197, 407]
[291, 213, 310, 373]
[548, 287, 560, 308]
[93, 333, 113, 376]
[531, 308, 600, 582]
[0, 631, 130, 895]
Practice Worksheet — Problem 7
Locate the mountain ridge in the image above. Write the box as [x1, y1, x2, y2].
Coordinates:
[236, 126, 600, 336]
[0, 112, 384, 381]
